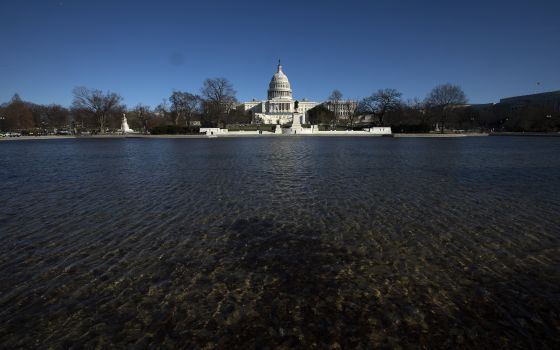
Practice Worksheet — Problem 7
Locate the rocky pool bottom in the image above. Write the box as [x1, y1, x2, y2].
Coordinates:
[0, 137, 559, 348]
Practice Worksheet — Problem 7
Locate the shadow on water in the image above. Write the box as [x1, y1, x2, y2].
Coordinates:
[0, 216, 559, 349]
[192, 218, 560, 349]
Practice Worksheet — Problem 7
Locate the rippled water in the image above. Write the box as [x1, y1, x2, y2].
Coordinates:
[1, 137, 559, 348]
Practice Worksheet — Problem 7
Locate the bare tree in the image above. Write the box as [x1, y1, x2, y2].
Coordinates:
[425, 83, 467, 133]
[131, 104, 152, 134]
[385, 98, 431, 132]
[345, 99, 359, 128]
[43, 104, 70, 129]
[200, 78, 237, 127]
[169, 91, 201, 128]
[407, 97, 430, 126]
[327, 89, 343, 129]
[358, 88, 402, 126]
[4, 94, 34, 130]
[72, 87, 123, 133]
[0, 105, 5, 131]
[154, 99, 171, 123]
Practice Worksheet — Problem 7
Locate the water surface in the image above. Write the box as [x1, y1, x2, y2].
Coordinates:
[1, 137, 559, 348]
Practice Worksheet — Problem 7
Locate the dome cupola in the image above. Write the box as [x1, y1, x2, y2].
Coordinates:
[267, 60, 293, 100]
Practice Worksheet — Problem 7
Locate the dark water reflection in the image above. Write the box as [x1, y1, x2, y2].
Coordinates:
[1, 137, 559, 348]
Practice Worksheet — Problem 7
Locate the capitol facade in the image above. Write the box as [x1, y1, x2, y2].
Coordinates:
[238, 61, 320, 125]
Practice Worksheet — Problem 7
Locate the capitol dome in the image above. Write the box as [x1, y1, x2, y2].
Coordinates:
[267, 61, 293, 100]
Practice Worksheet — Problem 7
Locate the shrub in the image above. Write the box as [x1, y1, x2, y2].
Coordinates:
[227, 124, 276, 132]
[150, 125, 200, 135]
[393, 124, 431, 133]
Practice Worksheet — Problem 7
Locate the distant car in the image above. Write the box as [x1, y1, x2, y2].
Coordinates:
[6, 132, 21, 137]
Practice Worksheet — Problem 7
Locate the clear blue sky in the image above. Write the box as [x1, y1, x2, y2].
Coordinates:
[1, 0, 559, 107]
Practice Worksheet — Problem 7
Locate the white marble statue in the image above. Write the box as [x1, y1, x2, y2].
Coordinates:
[120, 114, 134, 133]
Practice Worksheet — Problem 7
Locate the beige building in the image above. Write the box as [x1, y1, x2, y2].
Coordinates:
[324, 100, 358, 119]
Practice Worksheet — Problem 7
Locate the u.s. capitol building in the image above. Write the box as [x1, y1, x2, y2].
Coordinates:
[238, 61, 320, 125]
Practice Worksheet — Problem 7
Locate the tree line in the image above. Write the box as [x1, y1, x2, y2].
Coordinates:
[1, 81, 559, 134]
[310, 84, 559, 132]
[0, 78, 246, 134]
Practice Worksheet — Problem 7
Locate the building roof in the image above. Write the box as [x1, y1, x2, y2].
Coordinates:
[268, 60, 292, 100]
[500, 90, 560, 104]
